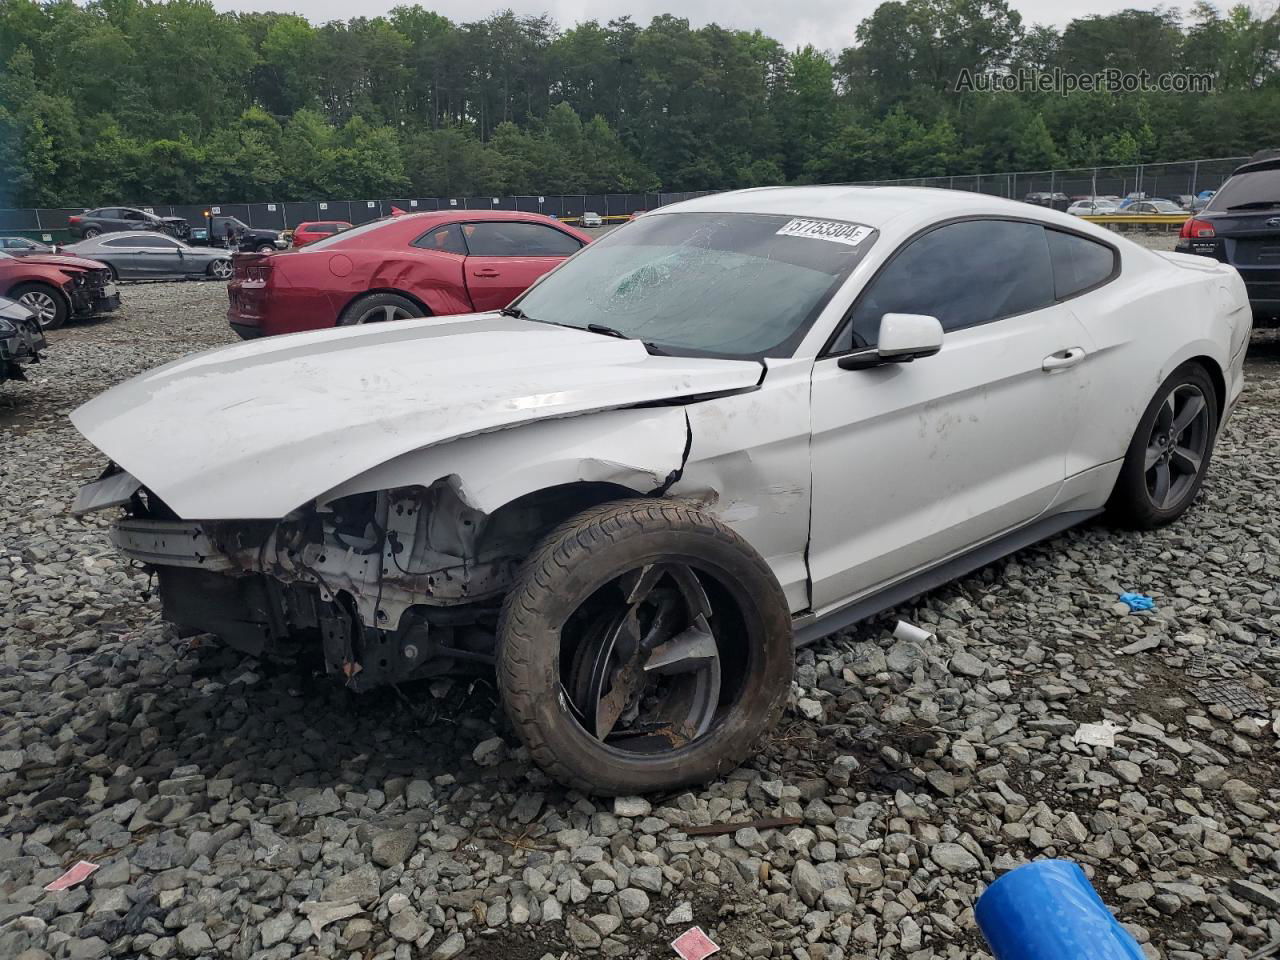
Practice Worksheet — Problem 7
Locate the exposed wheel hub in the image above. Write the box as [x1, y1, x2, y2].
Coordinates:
[565, 563, 723, 753]
[1144, 384, 1210, 510]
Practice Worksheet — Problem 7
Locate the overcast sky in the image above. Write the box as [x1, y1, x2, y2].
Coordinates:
[211, 0, 1184, 51]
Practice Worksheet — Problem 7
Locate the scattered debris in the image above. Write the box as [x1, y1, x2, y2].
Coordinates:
[1187, 652, 1213, 678]
[893, 620, 935, 643]
[671, 926, 721, 960]
[1118, 635, 1161, 655]
[684, 816, 803, 836]
[43, 860, 99, 891]
[1195, 682, 1268, 714]
[1072, 720, 1122, 748]
[1118, 592, 1156, 611]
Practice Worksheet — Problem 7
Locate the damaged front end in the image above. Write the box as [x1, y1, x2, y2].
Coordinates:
[79, 470, 585, 691]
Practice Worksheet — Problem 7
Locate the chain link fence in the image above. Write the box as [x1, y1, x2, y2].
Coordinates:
[852, 156, 1250, 202]
[0, 192, 716, 243]
[0, 157, 1257, 242]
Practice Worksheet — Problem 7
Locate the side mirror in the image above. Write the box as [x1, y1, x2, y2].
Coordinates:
[838, 313, 943, 370]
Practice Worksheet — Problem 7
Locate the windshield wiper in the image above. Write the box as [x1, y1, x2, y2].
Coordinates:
[499, 305, 531, 320]
[585, 323, 669, 356]
[1226, 200, 1280, 211]
[586, 322, 631, 339]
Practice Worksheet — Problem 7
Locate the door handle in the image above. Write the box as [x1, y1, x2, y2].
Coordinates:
[1042, 347, 1086, 372]
[472, 268, 500, 278]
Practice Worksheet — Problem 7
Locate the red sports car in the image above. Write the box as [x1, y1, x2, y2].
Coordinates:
[0, 250, 120, 330]
[227, 211, 592, 339]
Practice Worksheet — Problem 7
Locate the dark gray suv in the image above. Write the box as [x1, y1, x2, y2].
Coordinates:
[1176, 153, 1280, 323]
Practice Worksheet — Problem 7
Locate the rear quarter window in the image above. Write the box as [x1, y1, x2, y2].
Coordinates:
[1045, 229, 1118, 299]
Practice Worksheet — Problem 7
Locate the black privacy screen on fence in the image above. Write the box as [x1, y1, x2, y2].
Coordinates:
[0, 159, 1253, 241]
[0, 192, 716, 241]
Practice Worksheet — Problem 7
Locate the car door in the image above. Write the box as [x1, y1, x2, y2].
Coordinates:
[92, 209, 123, 233]
[144, 235, 189, 276]
[460, 221, 584, 310]
[122, 235, 184, 277]
[100, 236, 149, 277]
[807, 218, 1093, 610]
[119, 208, 150, 232]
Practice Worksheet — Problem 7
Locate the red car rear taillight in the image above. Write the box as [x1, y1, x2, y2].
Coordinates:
[1180, 217, 1215, 239]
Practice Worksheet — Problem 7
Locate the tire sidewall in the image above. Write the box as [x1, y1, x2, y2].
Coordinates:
[14, 283, 68, 330]
[1114, 362, 1219, 525]
[499, 503, 793, 794]
[338, 293, 422, 326]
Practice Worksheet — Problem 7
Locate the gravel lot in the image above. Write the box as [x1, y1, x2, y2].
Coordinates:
[2, 277, 1280, 960]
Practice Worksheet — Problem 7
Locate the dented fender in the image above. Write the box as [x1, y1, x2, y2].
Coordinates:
[319, 406, 692, 513]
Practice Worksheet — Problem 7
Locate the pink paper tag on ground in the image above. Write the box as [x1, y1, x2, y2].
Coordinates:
[671, 926, 720, 960]
[44, 861, 99, 892]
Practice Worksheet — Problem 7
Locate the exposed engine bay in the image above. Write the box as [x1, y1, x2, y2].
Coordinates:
[102, 477, 605, 691]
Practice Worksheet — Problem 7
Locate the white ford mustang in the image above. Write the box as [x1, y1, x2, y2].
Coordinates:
[71, 186, 1251, 794]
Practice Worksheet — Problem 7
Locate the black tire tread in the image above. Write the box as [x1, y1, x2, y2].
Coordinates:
[337, 292, 424, 326]
[497, 497, 790, 794]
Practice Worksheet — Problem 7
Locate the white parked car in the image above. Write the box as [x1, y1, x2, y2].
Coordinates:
[1067, 199, 1120, 216]
[70, 187, 1251, 794]
[581, 210, 604, 227]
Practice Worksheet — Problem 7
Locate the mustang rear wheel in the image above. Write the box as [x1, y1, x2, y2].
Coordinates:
[497, 498, 793, 795]
[1108, 362, 1218, 528]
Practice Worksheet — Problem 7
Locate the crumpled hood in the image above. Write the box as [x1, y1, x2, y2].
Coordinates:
[18, 253, 107, 271]
[71, 314, 762, 519]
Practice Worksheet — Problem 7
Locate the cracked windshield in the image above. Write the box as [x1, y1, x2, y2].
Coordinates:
[515, 212, 877, 358]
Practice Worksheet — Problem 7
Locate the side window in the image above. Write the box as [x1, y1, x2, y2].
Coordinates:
[413, 223, 466, 255]
[463, 222, 583, 257]
[120, 209, 145, 221]
[106, 235, 174, 248]
[839, 220, 1055, 350]
[1046, 229, 1117, 299]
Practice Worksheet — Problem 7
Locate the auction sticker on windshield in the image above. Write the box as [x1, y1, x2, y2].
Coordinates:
[776, 218, 873, 246]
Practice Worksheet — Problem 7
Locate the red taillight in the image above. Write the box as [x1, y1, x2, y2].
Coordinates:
[1181, 217, 1215, 239]
[231, 254, 272, 281]
[68, 216, 81, 224]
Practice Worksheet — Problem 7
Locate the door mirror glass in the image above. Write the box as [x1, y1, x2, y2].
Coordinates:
[839, 313, 943, 370]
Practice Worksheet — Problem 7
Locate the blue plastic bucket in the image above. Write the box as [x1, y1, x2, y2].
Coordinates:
[975, 860, 1145, 960]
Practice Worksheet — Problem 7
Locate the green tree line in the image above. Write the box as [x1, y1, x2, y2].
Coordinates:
[0, 0, 1278, 207]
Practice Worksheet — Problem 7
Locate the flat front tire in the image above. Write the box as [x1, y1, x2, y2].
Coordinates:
[1108, 362, 1219, 528]
[497, 498, 793, 795]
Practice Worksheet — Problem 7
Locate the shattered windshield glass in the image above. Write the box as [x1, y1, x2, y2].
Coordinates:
[513, 212, 877, 359]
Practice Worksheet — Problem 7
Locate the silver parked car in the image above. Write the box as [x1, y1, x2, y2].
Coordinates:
[61, 233, 232, 281]
[0, 237, 55, 256]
